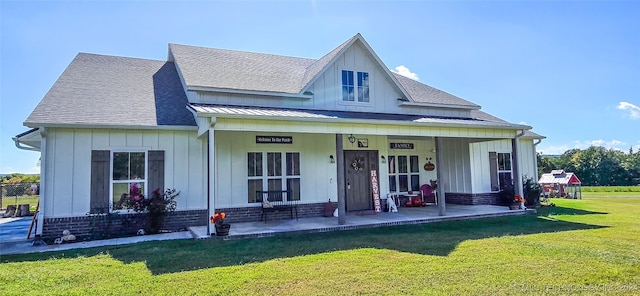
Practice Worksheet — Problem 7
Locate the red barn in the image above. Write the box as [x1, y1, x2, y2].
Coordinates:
[538, 170, 582, 199]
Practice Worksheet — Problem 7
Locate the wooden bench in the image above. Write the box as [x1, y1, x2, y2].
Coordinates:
[256, 190, 299, 222]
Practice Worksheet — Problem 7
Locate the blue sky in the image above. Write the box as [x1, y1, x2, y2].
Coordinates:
[1, 1, 639, 174]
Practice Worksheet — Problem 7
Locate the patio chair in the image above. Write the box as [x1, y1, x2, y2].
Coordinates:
[420, 184, 436, 204]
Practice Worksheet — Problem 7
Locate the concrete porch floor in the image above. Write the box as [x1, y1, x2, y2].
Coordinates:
[1, 204, 528, 255]
[192, 204, 527, 239]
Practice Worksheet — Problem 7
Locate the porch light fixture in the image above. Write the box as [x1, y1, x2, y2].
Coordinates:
[329, 155, 335, 163]
[381, 155, 386, 163]
[348, 134, 356, 144]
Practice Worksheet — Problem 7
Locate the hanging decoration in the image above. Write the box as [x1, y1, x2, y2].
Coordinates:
[424, 157, 435, 171]
[351, 157, 364, 171]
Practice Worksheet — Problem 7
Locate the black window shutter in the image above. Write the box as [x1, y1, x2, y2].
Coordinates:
[148, 150, 165, 196]
[489, 152, 499, 191]
[90, 150, 110, 213]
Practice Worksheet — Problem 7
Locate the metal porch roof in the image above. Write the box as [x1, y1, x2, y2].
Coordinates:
[189, 104, 529, 130]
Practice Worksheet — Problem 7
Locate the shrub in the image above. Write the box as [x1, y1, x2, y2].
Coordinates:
[498, 184, 515, 206]
[523, 177, 542, 207]
[119, 187, 179, 234]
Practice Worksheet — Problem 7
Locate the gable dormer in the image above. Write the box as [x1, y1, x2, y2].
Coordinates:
[170, 33, 481, 119]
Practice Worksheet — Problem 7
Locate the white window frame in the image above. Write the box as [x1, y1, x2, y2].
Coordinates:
[340, 69, 372, 105]
[247, 151, 301, 203]
[109, 149, 148, 212]
[497, 152, 513, 190]
[388, 154, 421, 194]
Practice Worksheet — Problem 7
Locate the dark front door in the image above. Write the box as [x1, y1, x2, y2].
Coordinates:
[344, 150, 378, 212]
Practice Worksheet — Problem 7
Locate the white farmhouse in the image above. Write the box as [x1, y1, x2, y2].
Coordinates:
[14, 34, 543, 238]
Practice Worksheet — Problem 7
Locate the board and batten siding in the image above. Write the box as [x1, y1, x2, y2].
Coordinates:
[518, 138, 538, 181]
[42, 128, 207, 217]
[469, 139, 539, 193]
[214, 131, 440, 208]
[215, 131, 338, 208]
[188, 42, 471, 119]
[437, 138, 473, 194]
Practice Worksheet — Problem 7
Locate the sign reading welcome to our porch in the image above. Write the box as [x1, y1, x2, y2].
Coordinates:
[256, 136, 293, 144]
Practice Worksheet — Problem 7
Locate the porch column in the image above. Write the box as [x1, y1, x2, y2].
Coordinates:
[512, 136, 523, 198]
[336, 134, 346, 225]
[435, 137, 446, 216]
[207, 120, 217, 235]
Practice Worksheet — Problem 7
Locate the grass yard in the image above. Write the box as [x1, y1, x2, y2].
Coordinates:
[1, 198, 639, 295]
[1, 195, 39, 211]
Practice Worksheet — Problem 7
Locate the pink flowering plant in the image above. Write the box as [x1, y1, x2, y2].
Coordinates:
[116, 185, 179, 234]
[127, 183, 146, 212]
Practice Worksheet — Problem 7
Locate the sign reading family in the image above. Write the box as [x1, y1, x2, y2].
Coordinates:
[256, 136, 293, 144]
[390, 143, 414, 149]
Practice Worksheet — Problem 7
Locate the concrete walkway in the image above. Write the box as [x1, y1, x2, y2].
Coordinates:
[196, 204, 528, 239]
[1, 204, 527, 256]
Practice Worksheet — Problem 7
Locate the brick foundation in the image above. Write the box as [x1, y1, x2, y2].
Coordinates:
[444, 192, 501, 205]
[42, 209, 207, 240]
[42, 202, 338, 240]
[217, 202, 337, 223]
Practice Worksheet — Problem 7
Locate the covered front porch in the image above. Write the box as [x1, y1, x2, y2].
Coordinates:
[193, 204, 527, 239]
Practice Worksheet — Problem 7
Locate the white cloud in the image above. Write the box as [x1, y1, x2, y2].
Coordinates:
[617, 101, 640, 119]
[538, 145, 571, 155]
[391, 65, 419, 81]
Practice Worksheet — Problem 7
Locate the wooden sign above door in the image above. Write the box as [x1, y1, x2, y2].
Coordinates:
[256, 136, 293, 144]
[390, 143, 414, 149]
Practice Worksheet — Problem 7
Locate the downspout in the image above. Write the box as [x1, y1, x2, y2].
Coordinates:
[36, 127, 46, 236]
[533, 139, 542, 179]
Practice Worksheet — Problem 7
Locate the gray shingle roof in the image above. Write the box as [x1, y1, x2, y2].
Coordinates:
[393, 73, 480, 108]
[299, 35, 358, 90]
[169, 35, 481, 110]
[169, 43, 315, 94]
[24, 53, 196, 127]
[470, 110, 544, 138]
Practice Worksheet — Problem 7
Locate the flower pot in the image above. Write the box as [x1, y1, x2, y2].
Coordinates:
[215, 223, 231, 236]
[509, 203, 520, 210]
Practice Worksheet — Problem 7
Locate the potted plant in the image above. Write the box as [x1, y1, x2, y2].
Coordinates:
[210, 212, 230, 236]
[510, 194, 525, 210]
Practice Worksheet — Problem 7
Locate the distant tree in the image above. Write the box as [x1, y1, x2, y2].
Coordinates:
[0, 173, 40, 184]
[623, 148, 640, 185]
[558, 149, 580, 173]
[537, 153, 556, 177]
[539, 146, 636, 186]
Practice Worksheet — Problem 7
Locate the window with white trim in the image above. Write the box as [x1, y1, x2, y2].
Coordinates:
[341, 70, 370, 102]
[248, 152, 301, 202]
[497, 152, 512, 190]
[111, 151, 147, 211]
[388, 155, 420, 193]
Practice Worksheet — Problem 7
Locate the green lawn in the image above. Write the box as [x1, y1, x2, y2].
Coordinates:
[582, 191, 640, 197]
[1, 198, 639, 295]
